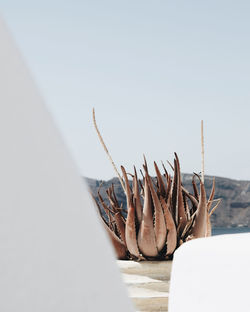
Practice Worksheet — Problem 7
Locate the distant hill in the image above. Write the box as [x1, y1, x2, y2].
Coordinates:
[85, 174, 250, 228]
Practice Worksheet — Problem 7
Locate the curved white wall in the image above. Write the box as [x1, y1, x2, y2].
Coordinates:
[169, 233, 250, 312]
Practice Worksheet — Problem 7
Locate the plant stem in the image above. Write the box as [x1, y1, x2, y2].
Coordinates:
[92, 108, 126, 193]
[201, 120, 205, 184]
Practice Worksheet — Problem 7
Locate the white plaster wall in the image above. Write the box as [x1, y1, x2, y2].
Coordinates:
[0, 18, 134, 312]
[169, 233, 250, 312]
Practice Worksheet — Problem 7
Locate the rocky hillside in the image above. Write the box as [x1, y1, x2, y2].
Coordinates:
[85, 174, 250, 228]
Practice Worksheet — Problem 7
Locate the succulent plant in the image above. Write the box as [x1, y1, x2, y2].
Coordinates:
[92, 109, 220, 260]
[93, 154, 220, 260]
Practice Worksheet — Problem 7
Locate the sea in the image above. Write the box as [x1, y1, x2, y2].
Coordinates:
[212, 227, 250, 236]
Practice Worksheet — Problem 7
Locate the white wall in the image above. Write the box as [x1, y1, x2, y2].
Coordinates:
[0, 18, 134, 312]
[169, 233, 250, 312]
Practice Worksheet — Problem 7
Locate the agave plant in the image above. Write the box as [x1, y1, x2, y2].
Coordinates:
[93, 153, 220, 260]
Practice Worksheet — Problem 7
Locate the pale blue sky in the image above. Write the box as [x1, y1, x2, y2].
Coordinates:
[1, 1, 250, 180]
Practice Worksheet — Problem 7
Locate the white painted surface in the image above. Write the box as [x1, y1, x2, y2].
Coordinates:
[169, 233, 250, 312]
[0, 18, 134, 312]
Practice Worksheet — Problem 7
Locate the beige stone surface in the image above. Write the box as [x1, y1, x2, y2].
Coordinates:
[117, 260, 172, 312]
